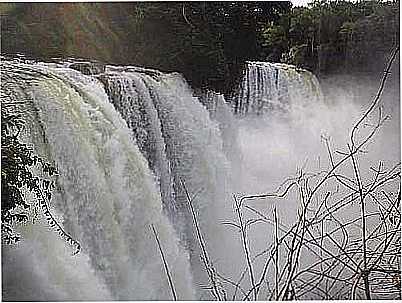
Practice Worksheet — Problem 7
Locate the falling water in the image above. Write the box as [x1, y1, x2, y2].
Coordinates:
[1, 56, 399, 300]
[231, 61, 323, 115]
[98, 66, 243, 299]
[1, 59, 195, 300]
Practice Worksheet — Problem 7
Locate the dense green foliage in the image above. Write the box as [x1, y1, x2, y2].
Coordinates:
[1, 100, 80, 253]
[264, 0, 399, 74]
[132, 2, 292, 92]
[0, 2, 290, 93]
[2, 109, 35, 243]
[1, 1, 398, 92]
[1, 104, 54, 243]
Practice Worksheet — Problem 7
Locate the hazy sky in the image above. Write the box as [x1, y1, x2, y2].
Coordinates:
[291, 0, 312, 7]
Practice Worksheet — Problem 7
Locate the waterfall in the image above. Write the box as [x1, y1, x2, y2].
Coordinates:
[1, 59, 243, 300]
[0, 58, 321, 301]
[98, 66, 243, 299]
[231, 61, 323, 115]
[2, 57, 398, 300]
[1, 59, 195, 300]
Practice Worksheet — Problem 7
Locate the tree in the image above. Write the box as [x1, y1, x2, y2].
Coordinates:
[1, 94, 80, 254]
[0, 2, 292, 95]
[272, 0, 400, 75]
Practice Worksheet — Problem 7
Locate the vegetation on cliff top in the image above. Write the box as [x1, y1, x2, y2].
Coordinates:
[1, 1, 399, 94]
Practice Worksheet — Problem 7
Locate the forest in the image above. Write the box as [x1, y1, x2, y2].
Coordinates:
[1, 0, 399, 93]
[1, 0, 400, 301]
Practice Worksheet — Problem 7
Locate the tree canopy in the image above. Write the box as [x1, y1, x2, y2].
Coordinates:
[0, 1, 399, 91]
[268, 0, 399, 75]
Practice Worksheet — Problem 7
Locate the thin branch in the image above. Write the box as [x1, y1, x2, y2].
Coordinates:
[150, 224, 178, 301]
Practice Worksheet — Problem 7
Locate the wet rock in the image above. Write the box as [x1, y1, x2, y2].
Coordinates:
[70, 62, 105, 76]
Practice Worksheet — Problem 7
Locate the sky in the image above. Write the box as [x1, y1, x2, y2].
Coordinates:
[291, 0, 312, 7]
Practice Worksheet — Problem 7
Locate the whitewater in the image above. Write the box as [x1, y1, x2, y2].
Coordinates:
[1, 57, 399, 300]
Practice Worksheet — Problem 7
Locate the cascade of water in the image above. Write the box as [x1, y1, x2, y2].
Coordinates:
[1, 60, 195, 301]
[99, 67, 244, 299]
[1, 58, 326, 301]
[3, 56, 396, 301]
[232, 61, 323, 115]
[99, 70, 176, 216]
[196, 89, 240, 163]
